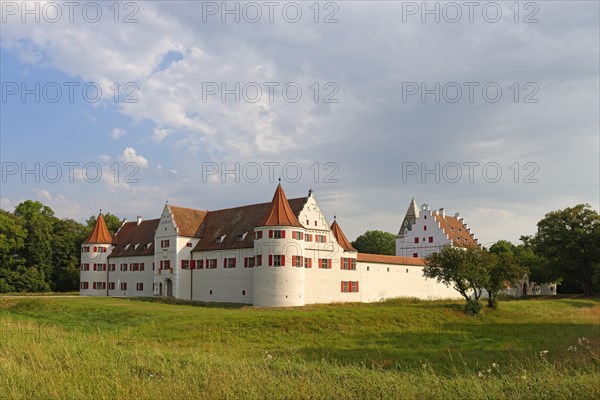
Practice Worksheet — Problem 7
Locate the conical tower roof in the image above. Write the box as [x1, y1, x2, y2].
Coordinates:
[84, 213, 113, 244]
[330, 218, 357, 252]
[397, 197, 420, 237]
[258, 183, 303, 227]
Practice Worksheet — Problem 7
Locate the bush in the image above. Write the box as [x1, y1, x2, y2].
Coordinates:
[463, 299, 482, 315]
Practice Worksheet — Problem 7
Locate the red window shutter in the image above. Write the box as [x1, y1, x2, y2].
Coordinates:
[356, 281, 359, 292]
[93, 246, 97, 252]
[181, 260, 185, 268]
[291, 256, 296, 267]
[244, 258, 248, 268]
[93, 282, 97, 290]
[103, 282, 106, 290]
[223, 259, 226, 268]
[309, 258, 312, 268]
[341, 281, 344, 292]
[232, 258, 237, 268]
[415, 238, 419, 243]
[429, 237, 433, 243]
[281, 255, 286, 266]
[269, 230, 273, 238]
[199, 260, 204, 269]
[281, 230, 286, 238]
[191, 260, 196, 269]
[269, 255, 273, 266]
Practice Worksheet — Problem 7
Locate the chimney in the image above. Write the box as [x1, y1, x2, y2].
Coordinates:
[136, 216, 142, 226]
[439, 208, 445, 218]
[454, 212, 460, 218]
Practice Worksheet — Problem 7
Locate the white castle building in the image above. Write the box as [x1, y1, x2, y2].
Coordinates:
[395, 198, 479, 258]
[80, 184, 468, 306]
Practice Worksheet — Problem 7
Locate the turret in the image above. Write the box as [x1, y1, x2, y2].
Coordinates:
[253, 182, 306, 307]
[80, 212, 113, 296]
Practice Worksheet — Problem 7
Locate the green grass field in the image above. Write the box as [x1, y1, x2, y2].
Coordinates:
[0, 296, 598, 399]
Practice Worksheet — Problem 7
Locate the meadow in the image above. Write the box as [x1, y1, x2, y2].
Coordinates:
[0, 296, 598, 399]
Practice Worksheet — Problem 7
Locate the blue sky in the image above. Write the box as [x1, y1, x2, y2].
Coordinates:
[1, 1, 598, 246]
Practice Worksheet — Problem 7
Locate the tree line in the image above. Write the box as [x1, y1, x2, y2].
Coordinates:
[0, 201, 122, 293]
[0, 201, 598, 296]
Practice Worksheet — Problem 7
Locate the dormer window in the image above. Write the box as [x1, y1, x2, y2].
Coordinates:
[216, 235, 226, 244]
[237, 232, 248, 241]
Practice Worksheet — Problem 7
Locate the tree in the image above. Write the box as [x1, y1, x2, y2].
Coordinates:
[86, 212, 123, 236]
[51, 218, 87, 291]
[0, 210, 28, 270]
[351, 230, 396, 255]
[484, 252, 527, 308]
[423, 246, 489, 314]
[533, 204, 600, 295]
[13, 201, 55, 282]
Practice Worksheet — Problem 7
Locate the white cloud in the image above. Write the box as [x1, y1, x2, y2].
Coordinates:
[33, 189, 52, 201]
[119, 147, 149, 168]
[110, 128, 127, 140]
[152, 127, 171, 143]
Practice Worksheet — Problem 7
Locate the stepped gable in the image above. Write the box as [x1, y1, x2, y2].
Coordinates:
[108, 218, 160, 258]
[167, 205, 208, 237]
[191, 195, 308, 252]
[258, 183, 304, 228]
[397, 197, 419, 236]
[330, 219, 357, 252]
[357, 253, 426, 266]
[433, 213, 478, 247]
[83, 213, 112, 244]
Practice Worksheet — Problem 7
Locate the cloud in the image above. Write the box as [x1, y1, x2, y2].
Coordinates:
[119, 147, 148, 169]
[152, 127, 171, 143]
[110, 128, 127, 140]
[33, 189, 52, 201]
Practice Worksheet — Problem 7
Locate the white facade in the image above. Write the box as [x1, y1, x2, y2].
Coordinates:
[81, 187, 466, 306]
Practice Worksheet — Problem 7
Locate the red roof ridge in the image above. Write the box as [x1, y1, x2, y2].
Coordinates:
[84, 213, 112, 244]
[330, 219, 357, 252]
[258, 183, 303, 227]
[357, 253, 426, 266]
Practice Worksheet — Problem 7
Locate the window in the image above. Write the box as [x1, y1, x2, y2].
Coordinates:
[316, 235, 327, 243]
[304, 257, 312, 268]
[208, 259, 217, 269]
[314, 221, 317, 226]
[242, 290, 246, 296]
[108, 282, 115, 290]
[82, 246, 90, 253]
[140, 263, 145, 271]
[244, 257, 255, 268]
[136, 283, 144, 291]
[269, 229, 285, 239]
[414, 237, 419, 243]
[80, 282, 89, 289]
[255, 255, 262, 267]
[413, 253, 418, 258]
[186, 242, 193, 247]
[292, 231, 304, 240]
[424, 226, 427, 231]
[306, 219, 309, 225]
[319, 259, 331, 269]
[93, 263, 106, 271]
[341, 258, 357, 270]
[160, 240, 170, 248]
[120, 263, 127, 271]
[305, 234, 313, 242]
[196, 260, 204, 269]
[224, 258, 236, 268]
[254, 231, 263, 240]
[160, 260, 171, 269]
[291, 255, 303, 267]
[406, 269, 409, 273]
[341, 281, 359, 293]
[428, 236, 433, 243]
[269, 254, 284, 267]
[120, 282, 127, 291]
[109, 264, 116, 271]
[181, 260, 190, 270]
[80, 263, 90, 271]
[93, 282, 105, 290]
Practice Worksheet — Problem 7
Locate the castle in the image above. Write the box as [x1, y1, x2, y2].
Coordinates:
[80, 184, 480, 306]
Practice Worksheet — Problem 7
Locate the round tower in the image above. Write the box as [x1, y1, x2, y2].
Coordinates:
[80, 212, 113, 296]
[253, 183, 306, 307]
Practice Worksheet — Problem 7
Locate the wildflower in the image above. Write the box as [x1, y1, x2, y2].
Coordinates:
[492, 363, 498, 368]
[478, 371, 484, 378]
[567, 346, 577, 352]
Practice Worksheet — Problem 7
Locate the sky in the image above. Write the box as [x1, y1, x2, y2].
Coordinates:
[1, 0, 598, 247]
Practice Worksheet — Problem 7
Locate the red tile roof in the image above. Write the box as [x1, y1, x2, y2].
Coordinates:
[168, 205, 208, 237]
[357, 253, 426, 266]
[258, 183, 303, 228]
[108, 219, 160, 258]
[434, 214, 478, 247]
[191, 196, 308, 252]
[83, 214, 112, 244]
[330, 219, 357, 252]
